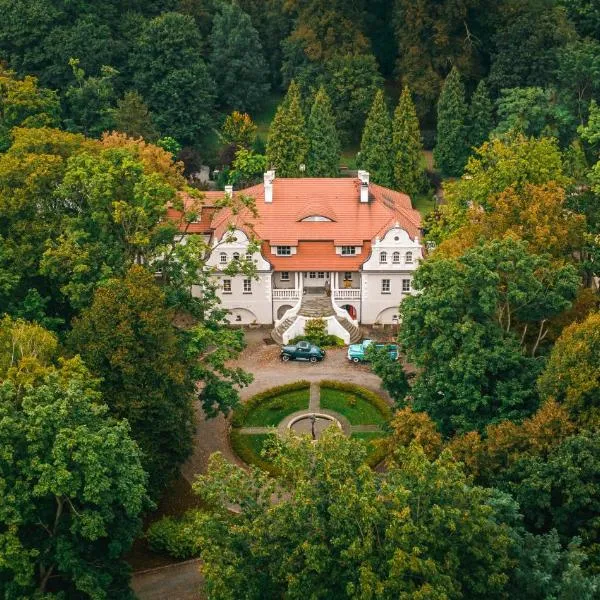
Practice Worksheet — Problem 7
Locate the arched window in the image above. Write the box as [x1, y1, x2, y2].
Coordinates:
[379, 251, 387, 264]
[219, 252, 227, 264]
[233, 252, 240, 261]
[392, 251, 400, 264]
[405, 251, 413, 264]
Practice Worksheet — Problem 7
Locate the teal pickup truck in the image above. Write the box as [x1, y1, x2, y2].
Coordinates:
[347, 339, 399, 363]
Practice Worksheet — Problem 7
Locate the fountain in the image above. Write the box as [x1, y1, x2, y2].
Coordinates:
[287, 412, 343, 440]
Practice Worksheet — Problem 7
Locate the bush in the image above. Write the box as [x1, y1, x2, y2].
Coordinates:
[292, 318, 345, 348]
[231, 380, 310, 428]
[289, 334, 345, 348]
[320, 380, 393, 421]
[146, 510, 204, 560]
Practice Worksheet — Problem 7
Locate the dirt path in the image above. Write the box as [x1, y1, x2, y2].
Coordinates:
[132, 560, 205, 600]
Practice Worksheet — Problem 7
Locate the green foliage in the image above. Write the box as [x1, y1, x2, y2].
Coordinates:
[130, 12, 216, 146]
[266, 81, 308, 177]
[319, 380, 392, 421]
[0, 364, 150, 598]
[231, 381, 310, 428]
[468, 80, 493, 150]
[359, 89, 393, 187]
[208, 1, 269, 113]
[306, 86, 340, 177]
[579, 99, 600, 153]
[156, 135, 182, 156]
[67, 266, 196, 495]
[146, 510, 204, 560]
[294, 317, 343, 347]
[230, 431, 281, 474]
[392, 85, 427, 196]
[365, 344, 410, 405]
[538, 311, 600, 426]
[400, 238, 580, 435]
[64, 58, 118, 138]
[194, 433, 516, 599]
[113, 91, 159, 141]
[434, 67, 469, 177]
[229, 148, 266, 188]
[0, 67, 60, 151]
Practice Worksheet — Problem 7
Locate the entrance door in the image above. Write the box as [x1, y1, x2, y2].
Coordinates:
[342, 304, 357, 320]
[303, 271, 329, 293]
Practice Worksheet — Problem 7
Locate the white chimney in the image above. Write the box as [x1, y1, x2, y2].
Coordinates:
[358, 170, 370, 203]
[224, 185, 233, 199]
[264, 170, 275, 203]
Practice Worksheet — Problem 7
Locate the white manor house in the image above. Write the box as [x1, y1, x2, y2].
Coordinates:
[169, 171, 423, 344]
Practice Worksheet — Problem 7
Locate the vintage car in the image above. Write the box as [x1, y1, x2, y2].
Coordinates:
[347, 339, 399, 363]
[280, 340, 326, 363]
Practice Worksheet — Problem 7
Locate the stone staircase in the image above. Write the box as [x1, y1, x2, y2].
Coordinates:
[271, 293, 362, 345]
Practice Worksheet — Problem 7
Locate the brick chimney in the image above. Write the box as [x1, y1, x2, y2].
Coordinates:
[264, 170, 275, 203]
[358, 170, 369, 203]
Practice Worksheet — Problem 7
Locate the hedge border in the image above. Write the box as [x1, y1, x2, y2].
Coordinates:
[231, 380, 311, 428]
[319, 380, 393, 421]
[230, 430, 282, 475]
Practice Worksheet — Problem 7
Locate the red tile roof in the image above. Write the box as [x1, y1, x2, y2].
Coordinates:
[169, 177, 421, 268]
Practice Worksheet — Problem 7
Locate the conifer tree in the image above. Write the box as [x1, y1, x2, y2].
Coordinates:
[359, 89, 394, 187]
[209, 2, 270, 113]
[468, 80, 493, 150]
[306, 86, 340, 177]
[266, 81, 308, 177]
[393, 85, 427, 196]
[434, 67, 469, 177]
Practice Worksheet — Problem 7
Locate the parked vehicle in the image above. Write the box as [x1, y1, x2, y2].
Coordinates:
[347, 339, 399, 363]
[280, 340, 326, 363]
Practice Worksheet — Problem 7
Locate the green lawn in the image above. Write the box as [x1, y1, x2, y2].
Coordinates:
[252, 92, 283, 145]
[351, 432, 388, 442]
[412, 193, 436, 217]
[243, 389, 310, 427]
[320, 387, 386, 426]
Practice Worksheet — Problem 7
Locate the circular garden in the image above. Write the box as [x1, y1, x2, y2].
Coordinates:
[230, 380, 392, 472]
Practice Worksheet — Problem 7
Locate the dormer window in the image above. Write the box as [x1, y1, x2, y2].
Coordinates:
[405, 251, 413, 264]
[380, 251, 387, 264]
[341, 246, 356, 255]
[392, 251, 400, 264]
[219, 252, 227, 264]
[300, 215, 334, 222]
[276, 246, 291, 256]
[232, 252, 240, 261]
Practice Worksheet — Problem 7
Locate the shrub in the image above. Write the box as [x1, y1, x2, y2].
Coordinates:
[292, 318, 345, 348]
[290, 334, 345, 348]
[320, 380, 393, 421]
[231, 381, 310, 428]
[146, 510, 204, 560]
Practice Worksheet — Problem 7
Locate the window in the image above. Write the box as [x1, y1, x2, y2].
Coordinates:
[344, 272, 352, 281]
[232, 252, 240, 261]
[380, 251, 387, 264]
[317, 272, 324, 279]
[341, 246, 356, 255]
[246, 252, 253, 260]
[402, 279, 411, 292]
[309, 272, 316, 279]
[405, 251, 413, 264]
[382, 279, 391, 293]
[276, 246, 291, 256]
[223, 279, 231, 293]
[219, 252, 227, 264]
[280, 272, 290, 281]
[392, 251, 400, 264]
[301, 215, 333, 222]
[243, 279, 252, 293]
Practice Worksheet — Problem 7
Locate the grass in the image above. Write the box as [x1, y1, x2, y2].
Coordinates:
[351, 431, 388, 442]
[412, 193, 436, 217]
[252, 92, 284, 144]
[320, 387, 386, 426]
[230, 431, 279, 474]
[243, 389, 310, 427]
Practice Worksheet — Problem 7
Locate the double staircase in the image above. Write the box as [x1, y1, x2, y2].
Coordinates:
[271, 294, 361, 345]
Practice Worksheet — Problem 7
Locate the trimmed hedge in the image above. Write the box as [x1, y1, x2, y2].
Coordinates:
[230, 430, 281, 475]
[146, 510, 204, 560]
[231, 380, 310, 428]
[319, 380, 393, 421]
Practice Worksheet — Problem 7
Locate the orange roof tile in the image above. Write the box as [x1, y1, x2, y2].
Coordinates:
[267, 240, 372, 271]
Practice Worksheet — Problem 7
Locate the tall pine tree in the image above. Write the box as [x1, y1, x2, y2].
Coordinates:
[468, 80, 493, 151]
[434, 67, 469, 177]
[306, 86, 340, 177]
[209, 2, 270, 113]
[359, 89, 394, 187]
[266, 81, 308, 177]
[393, 85, 427, 196]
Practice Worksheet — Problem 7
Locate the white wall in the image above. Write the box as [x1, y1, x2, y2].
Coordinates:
[360, 272, 412, 324]
[361, 227, 422, 272]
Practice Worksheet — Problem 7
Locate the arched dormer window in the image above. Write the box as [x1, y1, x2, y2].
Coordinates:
[379, 251, 387, 264]
[392, 251, 400, 264]
[405, 251, 413, 264]
[219, 252, 227, 264]
[300, 215, 334, 222]
[233, 252, 240, 261]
